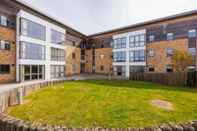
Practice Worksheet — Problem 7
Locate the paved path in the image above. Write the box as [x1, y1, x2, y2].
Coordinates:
[0, 74, 110, 93]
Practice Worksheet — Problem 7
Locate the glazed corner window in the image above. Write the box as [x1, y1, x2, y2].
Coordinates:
[0, 16, 7, 26]
[188, 29, 196, 38]
[113, 51, 126, 62]
[0, 65, 10, 74]
[129, 34, 145, 48]
[166, 48, 174, 57]
[21, 18, 46, 41]
[20, 42, 45, 60]
[129, 50, 145, 62]
[166, 65, 173, 72]
[149, 35, 155, 42]
[51, 48, 65, 61]
[51, 29, 65, 44]
[0, 40, 10, 50]
[167, 33, 174, 40]
[113, 37, 126, 49]
[148, 49, 154, 57]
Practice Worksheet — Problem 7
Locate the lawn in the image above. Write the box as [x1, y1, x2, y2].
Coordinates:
[8, 80, 197, 128]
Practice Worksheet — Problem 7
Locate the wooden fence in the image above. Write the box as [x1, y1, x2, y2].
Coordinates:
[129, 72, 194, 87]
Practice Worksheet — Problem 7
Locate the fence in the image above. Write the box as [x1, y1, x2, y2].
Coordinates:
[130, 72, 197, 87]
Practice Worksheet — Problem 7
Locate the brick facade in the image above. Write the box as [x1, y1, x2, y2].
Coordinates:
[146, 39, 188, 73]
[65, 45, 81, 76]
[95, 48, 112, 74]
[85, 49, 93, 73]
[0, 26, 16, 83]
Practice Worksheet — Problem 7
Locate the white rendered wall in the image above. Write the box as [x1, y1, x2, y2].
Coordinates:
[112, 29, 146, 78]
[16, 10, 66, 82]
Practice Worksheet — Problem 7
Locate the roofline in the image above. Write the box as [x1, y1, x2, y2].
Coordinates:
[88, 9, 197, 38]
[15, 0, 87, 38]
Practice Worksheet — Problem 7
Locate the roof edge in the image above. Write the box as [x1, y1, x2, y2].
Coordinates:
[15, 0, 87, 38]
[88, 9, 197, 38]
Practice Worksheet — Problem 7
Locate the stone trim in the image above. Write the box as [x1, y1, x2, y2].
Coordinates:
[0, 113, 197, 131]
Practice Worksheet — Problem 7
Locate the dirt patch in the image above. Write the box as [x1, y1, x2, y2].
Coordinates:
[151, 99, 174, 111]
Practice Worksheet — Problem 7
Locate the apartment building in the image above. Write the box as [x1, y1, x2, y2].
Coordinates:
[0, 0, 85, 83]
[1, 0, 197, 83]
[86, 10, 197, 78]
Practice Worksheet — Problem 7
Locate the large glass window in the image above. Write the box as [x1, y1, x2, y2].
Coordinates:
[51, 65, 65, 79]
[129, 50, 145, 62]
[22, 65, 44, 81]
[113, 51, 126, 62]
[129, 34, 145, 48]
[0, 65, 10, 74]
[21, 18, 46, 40]
[113, 38, 126, 49]
[51, 48, 65, 61]
[20, 42, 45, 60]
[51, 29, 65, 44]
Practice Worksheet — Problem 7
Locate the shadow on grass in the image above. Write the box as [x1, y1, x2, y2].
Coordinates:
[72, 79, 197, 93]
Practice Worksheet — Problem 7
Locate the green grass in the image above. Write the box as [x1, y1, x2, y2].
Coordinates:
[8, 80, 197, 128]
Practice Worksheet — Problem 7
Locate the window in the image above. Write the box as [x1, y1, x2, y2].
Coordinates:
[167, 33, 174, 40]
[51, 29, 65, 44]
[0, 40, 10, 50]
[72, 53, 76, 59]
[113, 51, 126, 62]
[72, 64, 77, 73]
[166, 48, 173, 57]
[148, 66, 155, 72]
[100, 66, 104, 71]
[51, 65, 65, 79]
[166, 65, 173, 72]
[149, 35, 155, 42]
[113, 37, 126, 49]
[0, 65, 10, 74]
[129, 50, 145, 62]
[148, 49, 154, 57]
[21, 18, 46, 40]
[129, 34, 145, 48]
[51, 48, 65, 61]
[188, 29, 196, 38]
[188, 48, 196, 59]
[1, 16, 7, 26]
[20, 42, 45, 60]
[22, 65, 44, 81]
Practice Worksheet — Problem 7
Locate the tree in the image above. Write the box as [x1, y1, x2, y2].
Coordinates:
[172, 50, 194, 72]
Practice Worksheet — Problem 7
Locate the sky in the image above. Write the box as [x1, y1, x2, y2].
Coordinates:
[21, 0, 197, 35]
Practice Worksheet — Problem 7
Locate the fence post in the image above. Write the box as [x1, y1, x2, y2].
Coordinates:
[18, 87, 23, 105]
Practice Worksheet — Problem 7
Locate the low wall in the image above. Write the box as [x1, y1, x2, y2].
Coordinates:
[0, 80, 65, 113]
[0, 113, 197, 131]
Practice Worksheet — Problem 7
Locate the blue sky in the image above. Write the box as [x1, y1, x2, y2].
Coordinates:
[22, 0, 197, 35]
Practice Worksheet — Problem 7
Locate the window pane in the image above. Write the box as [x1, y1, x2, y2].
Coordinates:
[20, 42, 45, 60]
[51, 29, 65, 44]
[21, 18, 46, 40]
